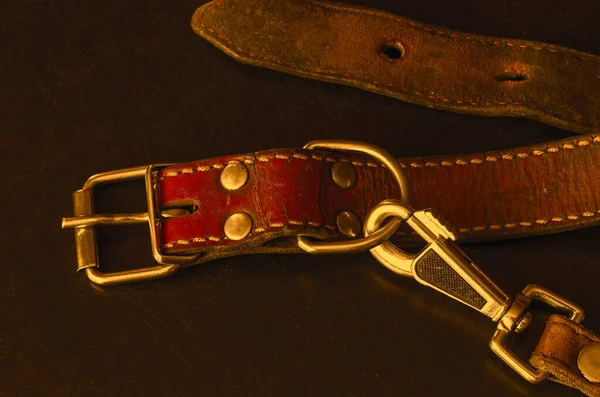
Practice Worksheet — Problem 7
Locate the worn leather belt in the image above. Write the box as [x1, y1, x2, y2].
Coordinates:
[62, 0, 600, 395]
[192, 0, 600, 134]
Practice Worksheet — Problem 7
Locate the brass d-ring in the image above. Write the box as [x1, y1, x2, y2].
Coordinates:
[297, 140, 411, 255]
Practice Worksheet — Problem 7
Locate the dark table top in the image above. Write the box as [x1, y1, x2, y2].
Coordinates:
[2, 0, 599, 395]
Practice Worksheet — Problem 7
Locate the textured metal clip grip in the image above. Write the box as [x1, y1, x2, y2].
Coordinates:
[364, 200, 588, 384]
[364, 199, 511, 321]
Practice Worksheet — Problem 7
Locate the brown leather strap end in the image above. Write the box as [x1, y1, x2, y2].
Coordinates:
[531, 315, 600, 396]
[192, 0, 600, 134]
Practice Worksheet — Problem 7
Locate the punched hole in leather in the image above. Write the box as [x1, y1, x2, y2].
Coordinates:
[192, 0, 600, 133]
[495, 71, 530, 83]
[380, 41, 405, 61]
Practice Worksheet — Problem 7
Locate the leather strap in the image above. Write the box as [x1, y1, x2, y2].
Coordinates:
[191, 0, 600, 134]
[157, 133, 600, 257]
[531, 315, 600, 397]
[157, 148, 398, 259]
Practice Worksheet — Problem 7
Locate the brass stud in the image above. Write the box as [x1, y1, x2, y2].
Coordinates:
[336, 210, 362, 238]
[578, 342, 600, 383]
[331, 162, 357, 189]
[224, 212, 253, 241]
[220, 162, 249, 191]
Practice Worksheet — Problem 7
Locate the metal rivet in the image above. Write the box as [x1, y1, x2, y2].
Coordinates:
[331, 162, 357, 189]
[578, 342, 600, 383]
[220, 162, 249, 191]
[336, 210, 362, 238]
[224, 212, 253, 241]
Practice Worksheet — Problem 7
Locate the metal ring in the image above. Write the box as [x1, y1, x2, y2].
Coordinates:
[297, 140, 411, 255]
[364, 199, 415, 277]
[298, 217, 401, 254]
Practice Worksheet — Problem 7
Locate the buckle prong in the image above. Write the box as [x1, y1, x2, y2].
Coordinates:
[62, 213, 149, 228]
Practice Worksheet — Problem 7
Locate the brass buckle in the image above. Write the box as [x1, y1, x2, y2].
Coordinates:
[490, 284, 585, 383]
[62, 165, 196, 286]
[64, 140, 413, 285]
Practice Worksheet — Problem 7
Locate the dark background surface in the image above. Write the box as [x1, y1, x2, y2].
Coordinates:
[1, 0, 600, 395]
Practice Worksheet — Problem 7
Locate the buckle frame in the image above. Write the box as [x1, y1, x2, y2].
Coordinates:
[490, 284, 585, 383]
[62, 165, 197, 285]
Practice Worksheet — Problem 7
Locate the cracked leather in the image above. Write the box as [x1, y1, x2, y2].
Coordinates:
[531, 315, 600, 397]
[157, 148, 396, 257]
[191, 0, 600, 134]
[157, 133, 600, 255]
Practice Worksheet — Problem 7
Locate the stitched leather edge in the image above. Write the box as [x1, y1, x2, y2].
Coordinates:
[192, 0, 600, 133]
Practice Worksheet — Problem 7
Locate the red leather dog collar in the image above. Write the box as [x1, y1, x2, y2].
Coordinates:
[64, 133, 600, 269]
[63, 140, 600, 396]
[159, 132, 600, 253]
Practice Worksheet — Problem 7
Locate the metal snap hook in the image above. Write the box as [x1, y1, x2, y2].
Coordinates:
[363, 199, 416, 277]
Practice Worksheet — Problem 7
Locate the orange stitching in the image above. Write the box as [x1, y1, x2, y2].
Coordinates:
[164, 210, 600, 247]
[196, 3, 523, 109]
[163, 220, 337, 249]
[159, 136, 600, 238]
[312, 1, 598, 63]
[196, 1, 600, 126]
[455, 210, 600, 233]
[158, 152, 383, 181]
[397, 137, 599, 168]
[165, 208, 600, 247]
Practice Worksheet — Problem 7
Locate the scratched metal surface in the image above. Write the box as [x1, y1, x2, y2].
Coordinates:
[1, 0, 599, 395]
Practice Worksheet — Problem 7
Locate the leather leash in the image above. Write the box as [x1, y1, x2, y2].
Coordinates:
[62, 0, 600, 395]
